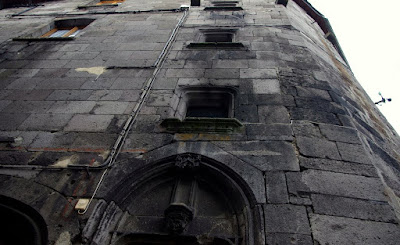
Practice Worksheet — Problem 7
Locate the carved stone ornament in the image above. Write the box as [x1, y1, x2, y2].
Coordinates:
[164, 203, 194, 235]
[175, 154, 201, 169]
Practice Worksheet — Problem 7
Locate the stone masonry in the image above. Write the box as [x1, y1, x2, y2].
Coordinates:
[0, 0, 400, 244]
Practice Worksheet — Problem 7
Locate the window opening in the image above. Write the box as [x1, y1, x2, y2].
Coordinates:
[184, 91, 234, 119]
[276, 0, 288, 7]
[186, 93, 231, 118]
[204, 32, 233, 43]
[187, 29, 243, 48]
[191, 0, 200, 6]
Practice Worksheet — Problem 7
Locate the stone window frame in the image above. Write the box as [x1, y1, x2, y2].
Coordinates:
[175, 87, 236, 120]
[12, 18, 95, 41]
[160, 87, 243, 133]
[187, 28, 244, 48]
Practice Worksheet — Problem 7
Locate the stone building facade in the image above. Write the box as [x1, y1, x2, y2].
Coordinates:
[1, 0, 400, 244]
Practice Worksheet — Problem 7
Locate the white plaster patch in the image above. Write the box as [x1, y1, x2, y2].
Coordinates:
[75, 66, 106, 76]
[50, 155, 79, 168]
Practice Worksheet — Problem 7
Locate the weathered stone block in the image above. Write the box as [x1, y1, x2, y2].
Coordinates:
[235, 105, 258, 123]
[252, 79, 281, 94]
[47, 90, 93, 101]
[296, 86, 331, 101]
[2, 101, 54, 113]
[286, 170, 387, 201]
[91, 102, 130, 115]
[292, 121, 322, 138]
[295, 98, 345, 114]
[258, 105, 290, 123]
[48, 101, 96, 114]
[319, 124, 360, 144]
[110, 77, 147, 89]
[299, 157, 378, 177]
[265, 172, 289, 203]
[18, 113, 73, 131]
[296, 136, 341, 160]
[311, 194, 397, 223]
[265, 233, 313, 245]
[264, 204, 311, 234]
[310, 214, 400, 245]
[215, 141, 299, 171]
[246, 124, 293, 141]
[5, 89, 53, 101]
[88, 90, 123, 101]
[212, 60, 249, 69]
[240, 68, 277, 79]
[204, 69, 239, 79]
[337, 142, 372, 164]
[290, 108, 340, 125]
[64, 115, 113, 132]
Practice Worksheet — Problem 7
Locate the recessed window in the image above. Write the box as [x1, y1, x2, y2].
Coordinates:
[204, 32, 234, 43]
[185, 92, 232, 118]
[175, 88, 235, 119]
[191, 0, 200, 6]
[276, 0, 288, 7]
[187, 29, 243, 48]
[161, 88, 242, 133]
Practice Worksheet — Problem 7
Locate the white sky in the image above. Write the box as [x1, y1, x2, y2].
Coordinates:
[307, 0, 400, 134]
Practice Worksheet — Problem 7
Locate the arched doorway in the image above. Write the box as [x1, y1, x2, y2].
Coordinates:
[108, 153, 259, 245]
[0, 196, 48, 245]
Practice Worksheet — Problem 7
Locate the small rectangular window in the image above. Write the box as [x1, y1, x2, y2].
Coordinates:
[204, 32, 233, 43]
[276, 0, 288, 7]
[187, 29, 243, 48]
[184, 91, 234, 119]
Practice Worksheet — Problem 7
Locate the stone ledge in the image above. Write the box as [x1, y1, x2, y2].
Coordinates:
[187, 42, 245, 49]
[77, 4, 119, 9]
[13, 37, 75, 41]
[160, 117, 243, 133]
[203, 6, 243, 11]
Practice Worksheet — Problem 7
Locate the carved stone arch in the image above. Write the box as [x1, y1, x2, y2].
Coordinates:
[107, 153, 263, 245]
[0, 195, 48, 245]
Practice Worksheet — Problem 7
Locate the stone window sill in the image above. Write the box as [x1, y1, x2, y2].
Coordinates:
[13, 37, 75, 41]
[187, 42, 244, 49]
[160, 118, 243, 133]
[77, 4, 118, 9]
[204, 6, 243, 11]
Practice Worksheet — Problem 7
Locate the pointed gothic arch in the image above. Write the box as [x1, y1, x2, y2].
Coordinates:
[106, 153, 262, 245]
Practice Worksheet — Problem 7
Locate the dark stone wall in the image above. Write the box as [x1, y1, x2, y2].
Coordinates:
[0, 0, 399, 244]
